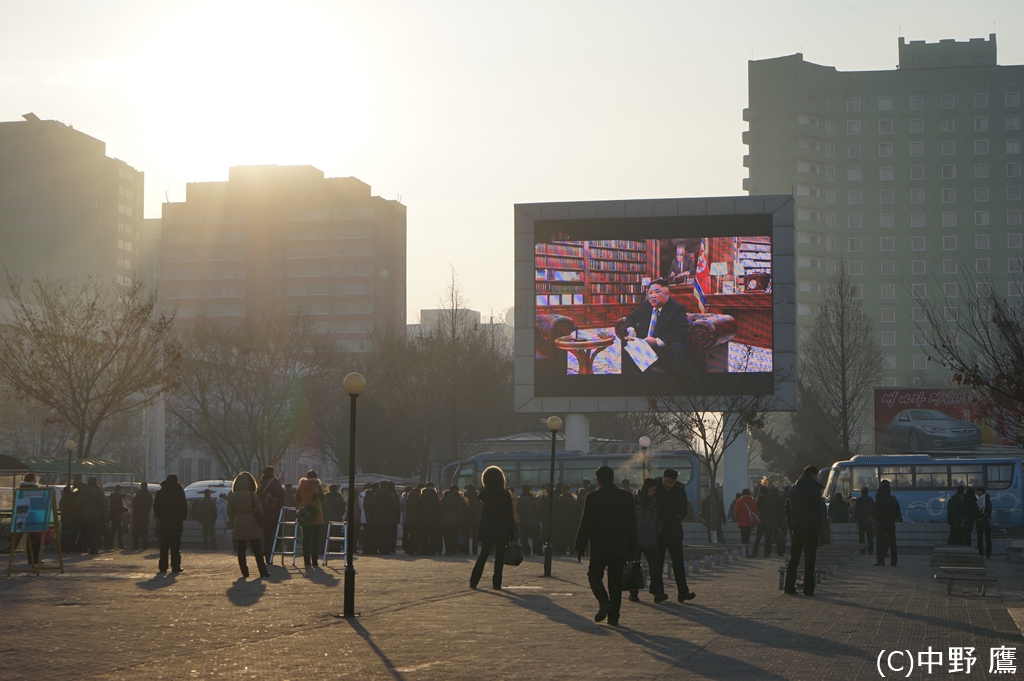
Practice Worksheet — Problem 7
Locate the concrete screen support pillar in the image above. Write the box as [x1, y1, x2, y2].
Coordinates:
[147, 395, 166, 482]
[565, 413, 590, 453]
[722, 417, 748, 506]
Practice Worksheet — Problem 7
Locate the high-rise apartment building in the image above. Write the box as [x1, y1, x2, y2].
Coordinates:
[744, 35, 1022, 387]
[0, 114, 143, 287]
[159, 165, 406, 350]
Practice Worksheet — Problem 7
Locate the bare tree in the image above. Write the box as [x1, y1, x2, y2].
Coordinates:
[800, 261, 886, 458]
[917, 263, 1024, 446]
[0, 276, 176, 459]
[168, 313, 335, 476]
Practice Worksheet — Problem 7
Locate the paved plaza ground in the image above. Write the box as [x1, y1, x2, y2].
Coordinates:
[2, 543, 1024, 680]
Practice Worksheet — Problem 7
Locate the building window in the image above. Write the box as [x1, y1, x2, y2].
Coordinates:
[1009, 163, 1022, 178]
[1008, 115, 1021, 131]
[1008, 140, 1022, 155]
[848, 260, 863, 275]
[913, 356, 929, 371]
[941, 94, 955, 109]
[975, 117, 989, 132]
[826, 236, 836, 251]
[881, 213, 896, 228]
[848, 237, 862, 252]
[911, 236, 926, 251]
[881, 308, 895, 322]
[975, 211, 989, 226]
[910, 213, 925, 228]
[911, 260, 926, 274]
[940, 140, 955, 155]
[909, 95, 924, 110]
[825, 120, 835, 135]
[976, 188, 990, 202]
[847, 167, 862, 182]
[974, 93, 989, 108]
[1006, 92, 1020, 107]
[878, 96, 892, 112]
[912, 283, 927, 298]
[942, 212, 957, 227]
[1009, 210, 1023, 225]
[974, 163, 988, 178]
[825, 166, 835, 181]
[1010, 187, 1022, 201]
[879, 190, 894, 204]
[881, 261, 895, 276]
[912, 307, 926, 323]
[1010, 258, 1024, 274]
[943, 236, 958, 250]
[976, 140, 989, 154]
[942, 188, 956, 203]
[942, 164, 956, 179]
[825, 213, 836, 228]
[941, 117, 956, 132]
[910, 119, 924, 134]
[848, 214, 862, 228]
[911, 189, 926, 203]
[847, 120, 861, 135]
[1012, 283, 1024, 298]
[945, 307, 959, 322]
[879, 119, 893, 134]
[910, 165, 925, 180]
[848, 190, 862, 204]
[879, 166, 893, 181]
[976, 234, 990, 249]
[882, 331, 896, 345]
[826, 260, 837, 274]
[913, 331, 927, 346]
[945, 259, 960, 274]
[881, 285, 896, 300]
[825, 189, 836, 204]
[846, 97, 861, 112]
[878, 142, 893, 157]
[850, 284, 863, 299]
[880, 237, 895, 251]
[977, 282, 992, 296]
[943, 282, 958, 298]
[847, 143, 861, 158]
[1009, 234, 1023, 249]
[911, 142, 925, 156]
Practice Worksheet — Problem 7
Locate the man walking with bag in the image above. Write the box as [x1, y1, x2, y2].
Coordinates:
[574, 466, 636, 627]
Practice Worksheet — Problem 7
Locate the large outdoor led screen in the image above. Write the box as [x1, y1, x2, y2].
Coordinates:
[531, 213, 776, 398]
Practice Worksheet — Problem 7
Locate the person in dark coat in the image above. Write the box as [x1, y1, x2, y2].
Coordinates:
[574, 466, 637, 626]
[404, 486, 422, 555]
[700, 489, 726, 544]
[153, 474, 189, 573]
[418, 484, 441, 555]
[852, 486, 875, 556]
[752, 486, 784, 558]
[961, 484, 978, 547]
[945, 485, 965, 546]
[873, 480, 902, 566]
[65, 483, 86, 553]
[106, 485, 128, 550]
[553, 485, 578, 555]
[469, 466, 515, 590]
[131, 482, 153, 550]
[629, 478, 667, 603]
[974, 487, 993, 559]
[783, 466, 826, 595]
[323, 484, 346, 523]
[828, 492, 849, 524]
[59, 485, 77, 553]
[375, 482, 401, 555]
[257, 467, 285, 563]
[80, 477, 108, 555]
[195, 489, 219, 550]
[517, 484, 542, 556]
[440, 485, 467, 555]
[655, 468, 696, 602]
[615, 279, 691, 374]
[361, 482, 378, 555]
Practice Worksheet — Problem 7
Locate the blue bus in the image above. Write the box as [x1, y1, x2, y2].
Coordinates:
[821, 454, 1023, 527]
[440, 449, 703, 511]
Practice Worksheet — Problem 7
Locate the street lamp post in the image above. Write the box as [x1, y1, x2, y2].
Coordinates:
[543, 415, 562, 578]
[639, 436, 651, 480]
[64, 440, 77, 488]
[342, 372, 366, 618]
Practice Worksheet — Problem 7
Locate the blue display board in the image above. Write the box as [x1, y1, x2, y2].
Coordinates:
[11, 488, 52, 534]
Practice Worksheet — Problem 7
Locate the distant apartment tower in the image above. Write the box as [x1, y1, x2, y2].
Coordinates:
[159, 165, 406, 350]
[0, 114, 143, 287]
[744, 35, 1022, 386]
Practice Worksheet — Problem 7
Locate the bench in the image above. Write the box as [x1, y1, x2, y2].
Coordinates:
[935, 570, 998, 596]
[778, 565, 829, 590]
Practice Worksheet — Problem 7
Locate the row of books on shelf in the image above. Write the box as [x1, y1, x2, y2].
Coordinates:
[590, 283, 641, 293]
[591, 294, 642, 304]
[590, 272, 642, 283]
[536, 269, 584, 282]
[536, 244, 584, 257]
[536, 256, 584, 269]
[537, 283, 585, 294]
[588, 248, 646, 262]
[537, 294, 585, 306]
[596, 240, 646, 251]
[589, 260, 647, 273]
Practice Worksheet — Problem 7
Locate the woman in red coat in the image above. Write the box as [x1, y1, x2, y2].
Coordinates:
[734, 489, 760, 553]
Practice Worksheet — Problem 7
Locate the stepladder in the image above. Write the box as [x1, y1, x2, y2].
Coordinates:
[322, 521, 347, 565]
[270, 506, 300, 566]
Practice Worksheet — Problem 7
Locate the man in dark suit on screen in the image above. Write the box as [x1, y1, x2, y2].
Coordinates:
[615, 279, 690, 374]
[574, 466, 637, 627]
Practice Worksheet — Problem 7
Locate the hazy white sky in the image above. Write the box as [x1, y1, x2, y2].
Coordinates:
[2, 0, 1023, 320]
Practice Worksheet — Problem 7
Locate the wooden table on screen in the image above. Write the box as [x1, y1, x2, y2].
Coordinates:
[553, 333, 616, 375]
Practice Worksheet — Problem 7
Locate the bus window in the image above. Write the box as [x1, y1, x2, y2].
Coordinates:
[832, 466, 853, 497]
[951, 465, 983, 489]
[614, 462, 645, 489]
[560, 460, 594, 488]
[455, 464, 477, 490]
[987, 464, 1014, 490]
[852, 467, 878, 492]
[914, 465, 950, 489]
[879, 466, 913, 488]
[654, 457, 694, 486]
[518, 461, 549, 488]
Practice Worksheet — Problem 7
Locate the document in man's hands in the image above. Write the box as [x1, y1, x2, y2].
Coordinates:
[623, 338, 658, 372]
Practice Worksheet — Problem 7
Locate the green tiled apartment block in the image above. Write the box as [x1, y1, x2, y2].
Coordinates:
[744, 34, 1023, 387]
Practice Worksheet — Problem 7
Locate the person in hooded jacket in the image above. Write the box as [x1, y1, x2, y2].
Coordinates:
[469, 466, 515, 590]
[873, 480, 902, 566]
[131, 482, 153, 550]
[440, 485, 467, 555]
[257, 467, 285, 563]
[628, 478, 668, 603]
[517, 484, 542, 556]
[294, 470, 326, 567]
[783, 466, 826, 596]
[153, 474, 189, 573]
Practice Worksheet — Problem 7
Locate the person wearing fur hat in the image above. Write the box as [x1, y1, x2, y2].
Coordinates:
[294, 470, 326, 567]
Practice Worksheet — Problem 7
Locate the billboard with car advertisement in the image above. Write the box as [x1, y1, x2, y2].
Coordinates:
[873, 387, 1020, 454]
